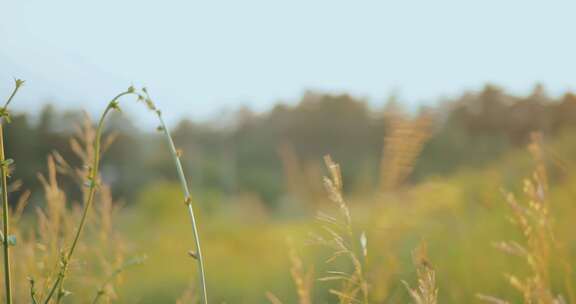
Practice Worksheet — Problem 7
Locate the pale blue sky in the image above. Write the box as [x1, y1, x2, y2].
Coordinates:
[2, 0, 576, 126]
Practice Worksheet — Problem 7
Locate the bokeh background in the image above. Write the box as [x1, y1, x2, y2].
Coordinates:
[1, 1, 576, 303]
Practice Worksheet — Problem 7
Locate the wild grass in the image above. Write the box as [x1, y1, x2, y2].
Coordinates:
[0, 114, 139, 303]
[2, 79, 576, 303]
[265, 239, 314, 304]
[311, 155, 369, 304]
[268, 147, 441, 303]
[0, 83, 148, 303]
[0, 81, 209, 303]
[380, 109, 432, 190]
[403, 242, 438, 304]
[271, 114, 573, 303]
[288, 240, 314, 304]
[41, 87, 139, 303]
[478, 133, 573, 304]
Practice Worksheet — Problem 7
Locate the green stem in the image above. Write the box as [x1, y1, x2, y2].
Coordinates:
[157, 113, 208, 304]
[42, 90, 134, 304]
[0, 124, 11, 304]
[1, 79, 23, 304]
[29, 277, 39, 304]
[3, 79, 24, 110]
[91, 290, 105, 304]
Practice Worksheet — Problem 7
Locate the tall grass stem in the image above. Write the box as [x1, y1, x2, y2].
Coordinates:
[138, 89, 208, 304]
[42, 88, 136, 304]
[1, 79, 24, 304]
[158, 112, 208, 304]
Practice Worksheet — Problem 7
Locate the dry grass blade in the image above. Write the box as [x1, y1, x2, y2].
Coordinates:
[482, 132, 569, 304]
[380, 109, 432, 191]
[476, 294, 511, 304]
[288, 240, 314, 304]
[403, 241, 437, 304]
[313, 155, 369, 304]
[266, 291, 284, 304]
[176, 281, 199, 304]
[0, 112, 134, 303]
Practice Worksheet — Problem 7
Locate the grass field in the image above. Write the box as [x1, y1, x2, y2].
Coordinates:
[1, 82, 575, 303]
[113, 132, 576, 303]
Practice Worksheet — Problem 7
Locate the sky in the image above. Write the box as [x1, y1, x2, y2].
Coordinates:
[2, 0, 576, 126]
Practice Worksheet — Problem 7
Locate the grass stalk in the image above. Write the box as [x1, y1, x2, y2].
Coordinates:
[90, 255, 146, 304]
[1, 79, 24, 304]
[29, 277, 39, 304]
[403, 241, 438, 304]
[315, 155, 369, 304]
[42, 87, 136, 304]
[138, 88, 208, 304]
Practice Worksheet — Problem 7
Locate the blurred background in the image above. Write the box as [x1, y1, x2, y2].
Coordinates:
[2, 1, 576, 303]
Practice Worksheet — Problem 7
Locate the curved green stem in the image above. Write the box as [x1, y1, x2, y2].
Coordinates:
[42, 89, 135, 304]
[138, 90, 208, 304]
[158, 113, 208, 304]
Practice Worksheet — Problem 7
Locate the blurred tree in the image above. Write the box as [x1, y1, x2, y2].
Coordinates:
[3, 86, 576, 207]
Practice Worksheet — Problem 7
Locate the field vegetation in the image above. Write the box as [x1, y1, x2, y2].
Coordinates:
[1, 80, 575, 303]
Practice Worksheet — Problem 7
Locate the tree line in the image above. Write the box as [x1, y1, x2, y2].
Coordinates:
[6, 84, 576, 206]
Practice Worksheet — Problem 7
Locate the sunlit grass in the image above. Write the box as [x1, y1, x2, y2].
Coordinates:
[1, 79, 575, 303]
